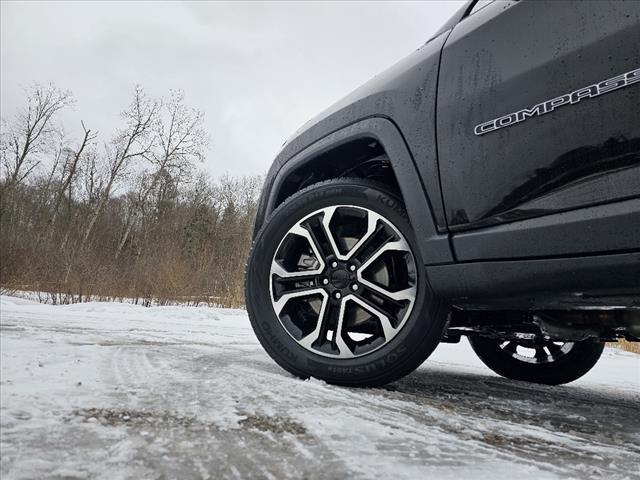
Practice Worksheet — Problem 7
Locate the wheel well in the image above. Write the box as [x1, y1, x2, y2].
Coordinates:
[273, 138, 403, 208]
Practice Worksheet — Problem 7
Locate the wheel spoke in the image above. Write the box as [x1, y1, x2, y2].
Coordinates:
[321, 207, 382, 261]
[361, 281, 416, 303]
[356, 238, 415, 302]
[346, 210, 381, 260]
[332, 295, 393, 358]
[535, 347, 548, 362]
[272, 274, 318, 300]
[305, 219, 334, 261]
[354, 284, 411, 334]
[336, 295, 397, 346]
[271, 223, 325, 278]
[272, 288, 327, 316]
[333, 297, 354, 358]
[298, 293, 330, 350]
[503, 341, 518, 355]
[271, 261, 319, 280]
[547, 342, 563, 356]
[320, 206, 340, 257]
[347, 295, 396, 340]
[358, 238, 411, 273]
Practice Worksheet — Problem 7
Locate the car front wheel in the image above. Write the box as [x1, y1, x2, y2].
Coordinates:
[245, 178, 449, 387]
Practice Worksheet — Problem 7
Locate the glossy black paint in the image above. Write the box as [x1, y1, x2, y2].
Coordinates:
[436, 0, 640, 230]
[453, 198, 640, 260]
[428, 251, 640, 310]
[262, 118, 453, 264]
[254, 0, 640, 308]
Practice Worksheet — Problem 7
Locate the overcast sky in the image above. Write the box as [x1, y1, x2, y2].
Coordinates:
[1, 1, 464, 177]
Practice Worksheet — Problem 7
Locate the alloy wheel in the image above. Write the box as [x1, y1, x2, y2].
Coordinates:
[269, 205, 417, 359]
[498, 339, 575, 364]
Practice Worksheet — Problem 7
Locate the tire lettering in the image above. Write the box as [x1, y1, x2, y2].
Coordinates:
[261, 321, 297, 361]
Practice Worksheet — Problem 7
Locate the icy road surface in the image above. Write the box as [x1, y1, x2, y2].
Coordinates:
[1, 296, 639, 480]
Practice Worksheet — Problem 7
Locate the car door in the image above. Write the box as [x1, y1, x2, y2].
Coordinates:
[435, 0, 640, 260]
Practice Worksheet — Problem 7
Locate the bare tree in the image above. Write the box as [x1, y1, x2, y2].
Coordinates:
[151, 90, 208, 177]
[48, 121, 97, 231]
[1, 83, 73, 189]
[82, 148, 105, 208]
[81, 86, 158, 246]
[114, 90, 208, 259]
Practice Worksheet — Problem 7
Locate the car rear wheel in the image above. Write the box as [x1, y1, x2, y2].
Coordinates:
[245, 178, 449, 387]
[469, 336, 605, 385]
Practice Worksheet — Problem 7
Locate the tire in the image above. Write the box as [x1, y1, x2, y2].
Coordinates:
[245, 178, 449, 387]
[468, 336, 605, 385]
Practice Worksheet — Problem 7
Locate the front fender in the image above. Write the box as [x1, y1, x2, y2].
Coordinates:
[254, 29, 453, 264]
[255, 117, 453, 265]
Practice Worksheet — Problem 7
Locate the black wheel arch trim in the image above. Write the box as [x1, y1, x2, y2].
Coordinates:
[254, 116, 454, 264]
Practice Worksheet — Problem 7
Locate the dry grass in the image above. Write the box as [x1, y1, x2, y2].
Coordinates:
[607, 340, 640, 355]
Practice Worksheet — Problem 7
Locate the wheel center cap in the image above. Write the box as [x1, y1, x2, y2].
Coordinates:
[329, 269, 350, 289]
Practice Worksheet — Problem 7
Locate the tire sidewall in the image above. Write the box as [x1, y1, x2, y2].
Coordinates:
[246, 180, 445, 385]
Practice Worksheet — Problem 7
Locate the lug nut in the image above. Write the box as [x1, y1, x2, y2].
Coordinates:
[334, 292, 342, 300]
[349, 264, 356, 272]
[351, 284, 359, 291]
[331, 261, 338, 268]
[322, 278, 329, 285]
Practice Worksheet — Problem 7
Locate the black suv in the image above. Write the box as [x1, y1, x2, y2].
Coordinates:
[246, 0, 640, 387]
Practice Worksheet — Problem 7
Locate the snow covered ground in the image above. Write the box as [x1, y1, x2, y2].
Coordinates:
[1, 295, 639, 480]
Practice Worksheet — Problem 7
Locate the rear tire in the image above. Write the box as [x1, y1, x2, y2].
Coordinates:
[469, 336, 605, 385]
[245, 178, 449, 387]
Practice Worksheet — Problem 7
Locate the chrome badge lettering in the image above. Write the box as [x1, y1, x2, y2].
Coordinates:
[474, 68, 640, 136]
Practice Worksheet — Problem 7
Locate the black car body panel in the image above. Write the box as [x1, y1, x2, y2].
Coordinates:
[437, 0, 640, 231]
[429, 251, 640, 309]
[254, 0, 640, 309]
[453, 198, 640, 260]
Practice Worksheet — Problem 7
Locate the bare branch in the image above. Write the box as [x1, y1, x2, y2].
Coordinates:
[1, 83, 73, 188]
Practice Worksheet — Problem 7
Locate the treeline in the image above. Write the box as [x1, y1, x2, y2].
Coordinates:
[1, 83, 262, 307]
